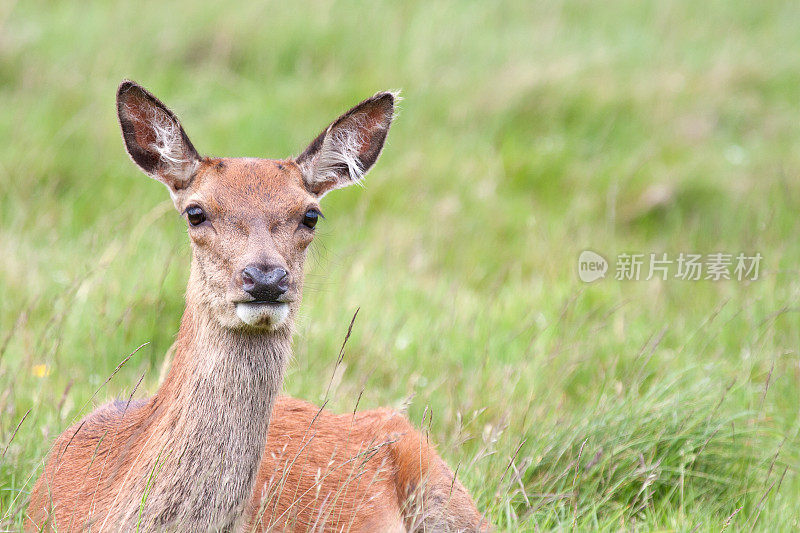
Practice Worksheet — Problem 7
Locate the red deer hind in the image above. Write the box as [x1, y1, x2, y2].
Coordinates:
[26, 81, 490, 532]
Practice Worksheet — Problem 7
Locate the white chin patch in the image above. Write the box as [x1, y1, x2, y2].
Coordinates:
[235, 302, 290, 329]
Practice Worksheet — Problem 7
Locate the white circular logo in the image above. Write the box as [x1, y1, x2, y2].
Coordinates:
[578, 250, 608, 282]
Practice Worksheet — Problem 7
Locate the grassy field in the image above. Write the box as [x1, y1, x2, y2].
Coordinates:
[2, 0, 800, 530]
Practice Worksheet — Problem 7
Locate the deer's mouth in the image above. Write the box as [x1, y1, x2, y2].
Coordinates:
[235, 301, 290, 329]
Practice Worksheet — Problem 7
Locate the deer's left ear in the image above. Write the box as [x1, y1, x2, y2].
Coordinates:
[296, 91, 396, 197]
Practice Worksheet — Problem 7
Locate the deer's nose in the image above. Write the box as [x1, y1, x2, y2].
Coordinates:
[241, 265, 289, 303]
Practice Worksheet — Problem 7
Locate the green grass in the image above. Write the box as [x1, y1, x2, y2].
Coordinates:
[2, 0, 800, 530]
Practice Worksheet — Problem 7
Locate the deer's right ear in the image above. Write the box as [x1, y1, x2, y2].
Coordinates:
[296, 91, 396, 197]
[117, 80, 200, 191]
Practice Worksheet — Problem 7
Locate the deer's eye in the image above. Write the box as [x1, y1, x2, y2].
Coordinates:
[302, 209, 320, 229]
[186, 206, 206, 227]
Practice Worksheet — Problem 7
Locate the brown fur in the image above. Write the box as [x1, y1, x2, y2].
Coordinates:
[25, 81, 490, 532]
[27, 308, 290, 531]
[248, 398, 491, 532]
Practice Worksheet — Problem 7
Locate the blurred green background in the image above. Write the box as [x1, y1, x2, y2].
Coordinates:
[1, 1, 799, 530]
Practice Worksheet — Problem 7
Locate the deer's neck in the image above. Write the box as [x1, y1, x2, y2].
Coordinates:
[121, 306, 291, 530]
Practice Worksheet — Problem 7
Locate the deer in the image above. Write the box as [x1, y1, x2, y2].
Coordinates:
[25, 81, 491, 532]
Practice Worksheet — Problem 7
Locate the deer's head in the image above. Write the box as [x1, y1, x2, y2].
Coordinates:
[117, 81, 394, 331]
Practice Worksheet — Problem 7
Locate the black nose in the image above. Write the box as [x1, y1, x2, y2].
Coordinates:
[241, 265, 289, 302]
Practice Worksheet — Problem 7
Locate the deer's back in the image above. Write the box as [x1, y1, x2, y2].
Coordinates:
[248, 397, 408, 532]
[27, 399, 150, 531]
[249, 397, 489, 533]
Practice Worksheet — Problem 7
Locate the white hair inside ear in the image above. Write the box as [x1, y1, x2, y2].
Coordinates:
[148, 109, 191, 166]
[311, 113, 369, 189]
[296, 91, 397, 197]
[117, 81, 202, 192]
[140, 105, 198, 180]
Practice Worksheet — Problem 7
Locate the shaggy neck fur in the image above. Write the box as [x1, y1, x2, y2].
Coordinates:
[113, 299, 292, 531]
